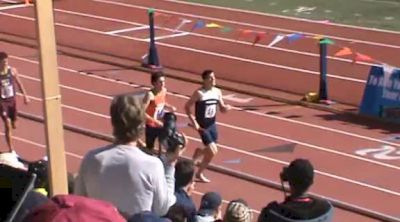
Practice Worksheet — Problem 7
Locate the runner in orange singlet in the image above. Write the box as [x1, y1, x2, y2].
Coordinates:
[143, 72, 176, 155]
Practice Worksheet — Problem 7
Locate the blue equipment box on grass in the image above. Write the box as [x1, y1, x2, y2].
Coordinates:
[359, 65, 400, 123]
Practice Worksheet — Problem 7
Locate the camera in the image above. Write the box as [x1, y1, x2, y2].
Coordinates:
[280, 166, 289, 182]
[160, 112, 186, 153]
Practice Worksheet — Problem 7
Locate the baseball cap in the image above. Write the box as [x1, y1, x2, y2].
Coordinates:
[287, 158, 314, 187]
[22, 194, 126, 222]
[224, 199, 252, 222]
[198, 192, 222, 216]
[128, 211, 170, 222]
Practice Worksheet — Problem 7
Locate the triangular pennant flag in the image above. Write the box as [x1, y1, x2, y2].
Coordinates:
[237, 29, 254, 40]
[286, 33, 304, 42]
[319, 38, 335, 45]
[312, 35, 324, 40]
[334, 47, 352, 57]
[220, 26, 233, 33]
[252, 32, 266, 46]
[352, 53, 374, 64]
[173, 18, 192, 32]
[190, 20, 205, 32]
[267, 34, 285, 47]
[206, 22, 222, 28]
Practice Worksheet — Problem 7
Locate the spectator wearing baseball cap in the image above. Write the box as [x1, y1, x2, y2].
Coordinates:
[258, 159, 333, 222]
[22, 194, 126, 222]
[195, 192, 222, 222]
[223, 199, 252, 222]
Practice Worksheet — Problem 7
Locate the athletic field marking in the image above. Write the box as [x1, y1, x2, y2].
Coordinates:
[145, 31, 190, 41]
[356, 145, 400, 160]
[164, 0, 400, 35]
[106, 25, 148, 34]
[10, 56, 394, 147]
[0, 3, 27, 10]
[0, 11, 367, 84]
[14, 88, 400, 196]
[51, 8, 380, 68]
[93, 0, 400, 49]
[10, 55, 399, 151]
[12, 57, 400, 173]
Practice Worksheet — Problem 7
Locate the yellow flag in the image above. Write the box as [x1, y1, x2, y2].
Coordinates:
[206, 23, 222, 28]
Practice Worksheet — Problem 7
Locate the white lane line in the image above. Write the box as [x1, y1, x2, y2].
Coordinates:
[13, 62, 400, 172]
[93, 0, 400, 49]
[0, 11, 366, 84]
[10, 55, 398, 148]
[0, 3, 28, 10]
[106, 25, 148, 34]
[146, 31, 190, 41]
[14, 89, 400, 196]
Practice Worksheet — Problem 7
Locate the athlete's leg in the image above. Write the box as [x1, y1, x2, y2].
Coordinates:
[145, 126, 158, 153]
[9, 101, 17, 130]
[4, 117, 13, 152]
[196, 142, 217, 183]
[195, 124, 218, 183]
[192, 147, 204, 166]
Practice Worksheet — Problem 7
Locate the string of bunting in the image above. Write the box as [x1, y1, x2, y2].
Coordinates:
[153, 10, 398, 73]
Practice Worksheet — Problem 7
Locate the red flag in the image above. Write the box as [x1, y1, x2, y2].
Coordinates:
[334, 47, 352, 57]
[237, 29, 254, 40]
[352, 53, 374, 64]
[252, 32, 266, 46]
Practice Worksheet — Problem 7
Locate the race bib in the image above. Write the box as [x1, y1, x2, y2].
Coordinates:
[1, 84, 14, 99]
[205, 104, 216, 118]
[154, 105, 165, 120]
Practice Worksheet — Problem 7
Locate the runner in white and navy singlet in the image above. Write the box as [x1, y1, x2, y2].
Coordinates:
[194, 88, 220, 145]
[185, 70, 231, 183]
[0, 52, 30, 152]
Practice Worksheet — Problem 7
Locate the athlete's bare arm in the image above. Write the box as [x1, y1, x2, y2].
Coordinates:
[185, 89, 202, 131]
[11, 68, 29, 104]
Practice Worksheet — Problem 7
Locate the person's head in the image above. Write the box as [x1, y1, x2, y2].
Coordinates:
[22, 194, 126, 222]
[280, 158, 314, 195]
[198, 192, 222, 218]
[201, 69, 216, 89]
[110, 94, 145, 144]
[223, 199, 252, 222]
[151, 72, 166, 91]
[166, 204, 189, 222]
[175, 159, 195, 192]
[0, 52, 8, 70]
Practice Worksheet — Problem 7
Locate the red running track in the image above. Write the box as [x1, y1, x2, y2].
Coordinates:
[1, 41, 400, 221]
[1, 0, 400, 105]
[0, 0, 400, 221]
